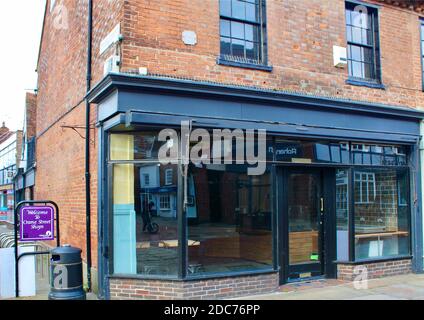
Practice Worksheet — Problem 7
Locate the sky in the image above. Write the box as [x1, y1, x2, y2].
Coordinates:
[0, 1, 46, 131]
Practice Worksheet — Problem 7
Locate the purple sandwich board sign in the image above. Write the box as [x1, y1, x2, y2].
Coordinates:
[19, 206, 55, 242]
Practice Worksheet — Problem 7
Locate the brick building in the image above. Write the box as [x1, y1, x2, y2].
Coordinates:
[15, 93, 38, 204]
[0, 124, 23, 224]
[34, 0, 424, 299]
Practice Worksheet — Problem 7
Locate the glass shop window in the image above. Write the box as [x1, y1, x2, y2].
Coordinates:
[336, 169, 350, 261]
[110, 132, 179, 276]
[110, 132, 170, 161]
[112, 162, 179, 276]
[272, 139, 350, 164]
[186, 164, 273, 275]
[352, 144, 408, 166]
[354, 168, 410, 260]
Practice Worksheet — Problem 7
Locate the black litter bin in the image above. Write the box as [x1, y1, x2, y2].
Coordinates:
[48, 245, 86, 300]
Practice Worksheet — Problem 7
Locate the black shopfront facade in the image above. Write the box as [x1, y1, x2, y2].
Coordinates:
[89, 74, 424, 300]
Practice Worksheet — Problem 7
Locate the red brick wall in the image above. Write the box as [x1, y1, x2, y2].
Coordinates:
[25, 93, 37, 139]
[15, 131, 23, 169]
[35, 0, 124, 272]
[110, 272, 279, 300]
[120, 0, 424, 109]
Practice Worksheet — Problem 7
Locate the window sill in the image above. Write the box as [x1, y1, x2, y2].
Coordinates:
[217, 57, 273, 72]
[334, 255, 412, 265]
[346, 78, 386, 90]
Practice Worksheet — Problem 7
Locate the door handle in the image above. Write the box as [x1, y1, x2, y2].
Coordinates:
[320, 197, 324, 213]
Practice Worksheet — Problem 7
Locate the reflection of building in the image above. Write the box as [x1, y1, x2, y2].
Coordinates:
[15, 93, 37, 205]
[0, 123, 22, 224]
[139, 164, 177, 218]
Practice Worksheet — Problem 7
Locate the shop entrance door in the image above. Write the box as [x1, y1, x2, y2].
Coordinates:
[280, 168, 336, 284]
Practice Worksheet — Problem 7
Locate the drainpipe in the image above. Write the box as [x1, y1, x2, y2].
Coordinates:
[85, 0, 93, 292]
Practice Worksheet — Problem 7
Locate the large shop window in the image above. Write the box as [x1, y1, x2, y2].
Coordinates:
[272, 139, 351, 164]
[354, 168, 410, 260]
[187, 165, 273, 275]
[110, 133, 179, 276]
[336, 169, 350, 261]
[112, 162, 179, 276]
[109, 132, 274, 278]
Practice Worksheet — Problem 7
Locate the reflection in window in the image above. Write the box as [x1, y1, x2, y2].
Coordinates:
[288, 173, 320, 265]
[354, 172, 376, 204]
[352, 144, 408, 166]
[354, 168, 410, 260]
[272, 140, 350, 164]
[112, 163, 179, 276]
[336, 169, 349, 261]
[165, 169, 173, 186]
[187, 165, 273, 275]
[110, 132, 165, 161]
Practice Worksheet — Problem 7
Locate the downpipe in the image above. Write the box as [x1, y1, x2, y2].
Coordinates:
[85, 0, 93, 293]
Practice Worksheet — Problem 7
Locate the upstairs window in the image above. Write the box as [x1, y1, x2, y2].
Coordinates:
[219, 0, 267, 65]
[345, 2, 381, 83]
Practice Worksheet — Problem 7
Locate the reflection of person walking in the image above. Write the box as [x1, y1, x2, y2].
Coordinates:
[142, 198, 150, 232]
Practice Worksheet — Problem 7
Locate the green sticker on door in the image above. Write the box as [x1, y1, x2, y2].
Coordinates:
[310, 254, 319, 261]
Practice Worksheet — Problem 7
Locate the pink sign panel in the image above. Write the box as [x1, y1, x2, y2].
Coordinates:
[20, 206, 55, 242]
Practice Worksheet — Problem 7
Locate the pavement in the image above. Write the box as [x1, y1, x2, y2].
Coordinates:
[8, 274, 424, 300]
[3, 223, 424, 301]
[236, 273, 424, 300]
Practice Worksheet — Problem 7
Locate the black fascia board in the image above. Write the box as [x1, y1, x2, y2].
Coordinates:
[87, 73, 424, 121]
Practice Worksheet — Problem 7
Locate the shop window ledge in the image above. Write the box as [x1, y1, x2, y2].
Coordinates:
[334, 255, 412, 265]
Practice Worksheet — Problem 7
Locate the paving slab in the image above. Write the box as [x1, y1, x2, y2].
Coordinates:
[235, 274, 424, 300]
[350, 294, 405, 300]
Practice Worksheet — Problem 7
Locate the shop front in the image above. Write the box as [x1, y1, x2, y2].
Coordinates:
[89, 74, 424, 300]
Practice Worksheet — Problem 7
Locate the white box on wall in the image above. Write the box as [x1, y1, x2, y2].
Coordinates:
[333, 46, 348, 68]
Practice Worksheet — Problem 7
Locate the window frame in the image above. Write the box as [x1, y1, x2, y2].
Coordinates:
[354, 171, 376, 204]
[351, 167, 412, 262]
[143, 173, 150, 186]
[345, 1, 383, 87]
[218, 0, 272, 71]
[159, 194, 171, 210]
[165, 169, 173, 186]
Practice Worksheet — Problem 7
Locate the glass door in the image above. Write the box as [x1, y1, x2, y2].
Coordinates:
[286, 169, 324, 280]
